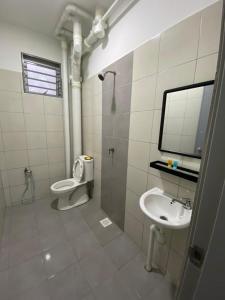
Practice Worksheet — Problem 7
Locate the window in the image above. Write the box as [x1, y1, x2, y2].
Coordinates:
[21, 53, 62, 97]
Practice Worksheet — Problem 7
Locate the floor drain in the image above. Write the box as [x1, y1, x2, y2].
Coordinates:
[160, 216, 168, 221]
[99, 217, 112, 228]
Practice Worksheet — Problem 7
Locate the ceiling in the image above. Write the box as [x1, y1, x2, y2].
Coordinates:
[0, 0, 115, 37]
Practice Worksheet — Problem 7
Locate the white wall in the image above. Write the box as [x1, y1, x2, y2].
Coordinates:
[0, 21, 61, 72]
[84, 0, 218, 78]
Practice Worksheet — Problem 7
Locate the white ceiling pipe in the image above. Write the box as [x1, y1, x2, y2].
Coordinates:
[55, 4, 93, 38]
[83, 0, 126, 54]
[73, 20, 82, 65]
[101, 0, 121, 22]
[61, 40, 71, 178]
[83, 8, 105, 52]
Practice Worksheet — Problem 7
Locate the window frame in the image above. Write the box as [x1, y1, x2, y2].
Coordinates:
[21, 52, 63, 98]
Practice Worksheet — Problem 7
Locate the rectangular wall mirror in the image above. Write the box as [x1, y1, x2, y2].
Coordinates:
[158, 80, 214, 158]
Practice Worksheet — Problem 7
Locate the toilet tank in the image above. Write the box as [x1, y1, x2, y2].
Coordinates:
[80, 155, 94, 182]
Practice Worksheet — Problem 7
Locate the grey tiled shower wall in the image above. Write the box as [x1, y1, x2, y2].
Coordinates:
[101, 53, 133, 229]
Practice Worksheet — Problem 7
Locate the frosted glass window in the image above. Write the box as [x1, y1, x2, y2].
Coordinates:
[22, 53, 62, 97]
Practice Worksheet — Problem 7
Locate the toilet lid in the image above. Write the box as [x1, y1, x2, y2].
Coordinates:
[72, 158, 84, 182]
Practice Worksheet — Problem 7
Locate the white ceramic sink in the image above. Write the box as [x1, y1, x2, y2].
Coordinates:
[140, 187, 192, 229]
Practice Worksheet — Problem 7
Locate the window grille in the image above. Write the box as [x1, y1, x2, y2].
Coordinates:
[21, 53, 62, 97]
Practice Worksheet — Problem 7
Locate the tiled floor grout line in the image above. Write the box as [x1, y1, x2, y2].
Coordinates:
[0, 197, 175, 300]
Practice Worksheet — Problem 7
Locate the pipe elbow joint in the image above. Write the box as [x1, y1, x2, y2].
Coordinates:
[93, 20, 107, 39]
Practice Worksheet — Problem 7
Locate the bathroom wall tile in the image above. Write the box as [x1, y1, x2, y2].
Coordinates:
[44, 97, 63, 115]
[151, 110, 161, 143]
[129, 111, 153, 142]
[179, 178, 197, 192]
[28, 149, 48, 166]
[133, 37, 160, 81]
[0, 151, 6, 171]
[102, 115, 113, 137]
[149, 143, 161, 162]
[83, 116, 94, 135]
[153, 240, 171, 274]
[124, 211, 143, 247]
[0, 69, 21, 92]
[113, 113, 130, 139]
[131, 75, 156, 112]
[10, 184, 31, 205]
[23, 93, 44, 114]
[83, 134, 93, 156]
[46, 115, 63, 131]
[147, 174, 179, 197]
[113, 84, 131, 114]
[116, 53, 133, 88]
[194, 53, 218, 83]
[93, 74, 102, 96]
[159, 13, 200, 72]
[32, 165, 49, 181]
[127, 165, 148, 196]
[0, 112, 25, 132]
[34, 179, 50, 199]
[49, 162, 66, 179]
[5, 150, 28, 169]
[93, 133, 101, 155]
[1, 170, 9, 187]
[0, 134, 3, 151]
[178, 186, 195, 202]
[47, 131, 64, 148]
[25, 114, 45, 131]
[128, 140, 150, 171]
[166, 250, 184, 286]
[7, 168, 25, 186]
[48, 148, 65, 163]
[92, 93, 102, 116]
[102, 89, 115, 116]
[3, 187, 11, 206]
[92, 116, 102, 136]
[155, 61, 196, 109]
[171, 228, 189, 256]
[0, 91, 23, 113]
[82, 92, 93, 117]
[93, 153, 101, 172]
[26, 132, 47, 149]
[182, 157, 200, 171]
[2, 132, 27, 150]
[125, 189, 144, 222]
[198, 1, 222, 57]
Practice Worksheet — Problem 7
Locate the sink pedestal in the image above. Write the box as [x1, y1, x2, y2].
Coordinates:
[145, 224, 165, 272]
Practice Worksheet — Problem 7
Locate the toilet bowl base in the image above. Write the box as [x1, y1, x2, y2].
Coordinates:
[57, 193, 89, 210]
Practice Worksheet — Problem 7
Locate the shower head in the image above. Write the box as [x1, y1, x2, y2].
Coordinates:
[98, 70, 116, 81]
[98, 73, 105, 81]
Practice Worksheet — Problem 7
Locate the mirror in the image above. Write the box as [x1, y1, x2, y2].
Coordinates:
[158, 81, 214, 158]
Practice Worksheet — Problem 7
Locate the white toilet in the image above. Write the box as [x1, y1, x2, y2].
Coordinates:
[50, 155, 94, 210]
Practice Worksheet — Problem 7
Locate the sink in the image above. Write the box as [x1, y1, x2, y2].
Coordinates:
[139, 187, 192, 229]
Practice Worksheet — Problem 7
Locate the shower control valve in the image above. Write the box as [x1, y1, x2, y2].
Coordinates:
[108, 148, 115, 155]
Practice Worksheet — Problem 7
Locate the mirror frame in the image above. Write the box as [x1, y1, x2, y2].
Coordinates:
[158, 80, 215, 159]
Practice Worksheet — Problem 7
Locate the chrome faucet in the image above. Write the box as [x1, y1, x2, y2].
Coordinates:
[170, 197, 192, 210]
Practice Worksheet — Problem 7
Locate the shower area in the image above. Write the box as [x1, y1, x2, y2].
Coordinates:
[101, 53, 133, 229]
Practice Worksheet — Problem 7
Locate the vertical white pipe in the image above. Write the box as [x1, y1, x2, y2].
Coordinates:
[61, 40, 71, 178]
[71, 21, 82, 159]
[71, 81, 82, 158]
[146, 224, 156, 271]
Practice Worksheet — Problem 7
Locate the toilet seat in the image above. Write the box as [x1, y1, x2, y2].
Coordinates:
[50, 158, 86, 195]
[73, 158, 84, 182]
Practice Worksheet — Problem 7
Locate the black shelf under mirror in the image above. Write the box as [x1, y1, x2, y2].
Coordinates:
[150, 161, 199, 182]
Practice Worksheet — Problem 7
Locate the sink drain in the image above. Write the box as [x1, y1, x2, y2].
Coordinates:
[160, 216, 168, 221]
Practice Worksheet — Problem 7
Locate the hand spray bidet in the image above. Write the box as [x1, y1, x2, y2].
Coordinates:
[22, 168, 35, 204]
